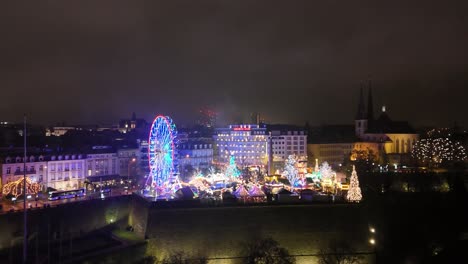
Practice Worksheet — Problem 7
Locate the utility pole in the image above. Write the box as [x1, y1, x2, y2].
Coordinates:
[23, 114, 28, 264]
[267, 131, 272, 175]
[35, 226, 38, 264]
[47, 218, 50, 263]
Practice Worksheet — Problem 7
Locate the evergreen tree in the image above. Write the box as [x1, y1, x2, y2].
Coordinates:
[283, 155, 299, 187]
[225, 156, 241, 178]
[346, 166, 362, 202]
[319, 162, 334, 180]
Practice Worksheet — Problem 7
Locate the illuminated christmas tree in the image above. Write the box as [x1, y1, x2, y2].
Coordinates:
[225, 156, 241, 178]
[319, 162, 334, 180]
[346, 166, 362, 202]
[283, 155, 299, 187]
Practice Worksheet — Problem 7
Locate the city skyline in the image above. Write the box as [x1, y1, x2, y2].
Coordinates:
[1, 2, 467, 264]
[1, 0, 468, 127]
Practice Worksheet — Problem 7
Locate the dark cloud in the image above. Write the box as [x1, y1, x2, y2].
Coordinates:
[1, 0, 467, 127]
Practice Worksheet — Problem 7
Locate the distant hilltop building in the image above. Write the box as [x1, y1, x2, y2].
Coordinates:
[308, 82, 419, 167]
[119, 112, 148, 134]
[46, 126, 81, 137]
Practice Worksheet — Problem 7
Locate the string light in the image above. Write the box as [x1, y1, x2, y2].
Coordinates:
[147, 115, 177, 192]
[2, 177, 41, 198]
[412, 133, 467, 165]
[283, 155, 299, 187]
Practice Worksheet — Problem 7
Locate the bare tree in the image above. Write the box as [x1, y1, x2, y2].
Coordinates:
[318, 240, 363, 264]
[160, 251, 207, 264]
[245, 237, 295, 264]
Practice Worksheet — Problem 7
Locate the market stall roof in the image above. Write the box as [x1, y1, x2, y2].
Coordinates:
[233, 185, 249, 198]
[248, 185, 265, 197]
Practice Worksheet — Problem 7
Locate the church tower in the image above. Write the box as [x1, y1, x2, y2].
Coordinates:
[367, 79, 374, 121]
[355, 84, 367, 138]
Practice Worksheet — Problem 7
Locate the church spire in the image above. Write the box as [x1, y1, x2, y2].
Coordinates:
[367, 79, 374, 121]
[356, 83, 366, 120]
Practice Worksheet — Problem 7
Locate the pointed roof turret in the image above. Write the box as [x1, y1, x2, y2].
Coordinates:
[367, 79, 374, 121]
[355, 83, 366, 120]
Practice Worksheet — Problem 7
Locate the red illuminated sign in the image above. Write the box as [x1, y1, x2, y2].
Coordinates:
[233, 127, 251, 131]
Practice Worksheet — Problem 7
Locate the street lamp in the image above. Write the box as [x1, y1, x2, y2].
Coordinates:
[43, 166, 47, 193]
[127, 158, 137, 184]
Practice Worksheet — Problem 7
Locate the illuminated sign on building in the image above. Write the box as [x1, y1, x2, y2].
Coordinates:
[233, 127, 251, 131]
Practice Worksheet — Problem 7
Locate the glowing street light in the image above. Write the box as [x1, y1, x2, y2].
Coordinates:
[369, 238, 376, 245]
[370, 227, 375, 233]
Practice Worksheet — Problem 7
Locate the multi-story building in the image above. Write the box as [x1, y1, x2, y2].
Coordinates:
[307, 125, 357, 167]
[1, 154, 86, 192]
[267, 125, 307, 172]
[214, 124, 308, 172]
[214, 124, 268, 168]
[46, 154, 86, 190]
[117, 148, 139, 178]
[178, 141, 213, 176]
[86, 152, 119, 177]
[1, 155, 47, 191]
[137, 139, 150, 177]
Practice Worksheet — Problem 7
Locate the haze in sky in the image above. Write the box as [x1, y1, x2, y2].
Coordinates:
[1, 0, 467, 127]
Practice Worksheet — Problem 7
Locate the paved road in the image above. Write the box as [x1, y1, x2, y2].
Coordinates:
[0, 187, 137, 214]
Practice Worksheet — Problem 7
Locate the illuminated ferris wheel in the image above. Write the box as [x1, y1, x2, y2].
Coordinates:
[147, 115, 177, 192]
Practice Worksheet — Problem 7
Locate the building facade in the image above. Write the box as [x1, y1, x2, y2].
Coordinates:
[213, 124, 308, 172]
[214, 124, 268, 168]
[117, 148, 139, 178]
[86, 153, 119, 177]
[178, 142, 213, 174]
[137, 139, 150, 177]
[308, 143, 354, 167]
[267, 124, 308, 172]
[1, 155, 47, 191]
[47, 154, 86, 190]
[268, 125, 307, 160]
[1, 154, 86, 193]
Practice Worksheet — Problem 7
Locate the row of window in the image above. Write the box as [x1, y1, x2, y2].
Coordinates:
[178, 144, 213, 150]
[50, 172, 83, 181]
[217, 144, 265, 148]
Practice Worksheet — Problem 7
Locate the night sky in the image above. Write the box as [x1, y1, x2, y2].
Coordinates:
[1, 0, 467, 127]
